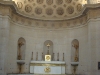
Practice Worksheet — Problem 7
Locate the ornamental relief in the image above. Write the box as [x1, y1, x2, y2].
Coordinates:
[28, 0, 34, 2]
[46, 8, 53, 15]
[77, 4, 82, 12]
[65, 0, 72, 3]
[13, 0, 86, 19]
[11, 12, 88, 29]
[56, 0, 63, 5]
[67, 6, 74, 14]
[25, 5, 32, 13]
[57, 7, 64, 15]
[17, 2, 23, 9]
[35, 7, 42, 15]
[37, 0, 44, 4]
[46, 0, 53, 5]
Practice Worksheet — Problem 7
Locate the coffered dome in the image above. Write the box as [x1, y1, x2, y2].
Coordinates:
[12, 0, 87, 20]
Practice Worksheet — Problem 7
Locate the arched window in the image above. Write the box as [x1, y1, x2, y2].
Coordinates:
[17, 37, 26, 60]
[43, 40, 53, 60]
[71, 39, 79, 62]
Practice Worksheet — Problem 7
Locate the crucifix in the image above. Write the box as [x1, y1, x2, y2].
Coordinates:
[47, 43, 50, 54]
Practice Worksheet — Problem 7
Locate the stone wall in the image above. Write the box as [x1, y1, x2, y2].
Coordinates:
[0, 1, 100, 75]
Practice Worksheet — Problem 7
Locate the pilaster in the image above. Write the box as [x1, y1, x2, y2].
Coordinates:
[0, 16, 10, 75]
[88, 20, 97, 75]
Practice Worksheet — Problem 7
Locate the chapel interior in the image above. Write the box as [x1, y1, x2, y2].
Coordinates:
[0, 0, 100, 75]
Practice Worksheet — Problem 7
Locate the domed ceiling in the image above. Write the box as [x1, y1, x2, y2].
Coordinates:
[12, 0, 87, 20]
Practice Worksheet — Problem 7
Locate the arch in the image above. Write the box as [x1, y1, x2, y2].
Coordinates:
[17, 37, 26, 60]
[43, 40, 53, 60]
[71, 39, 79, 62]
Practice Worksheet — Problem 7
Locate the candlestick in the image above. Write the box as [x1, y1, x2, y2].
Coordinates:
[31, 52, 33, 60]
[57, 53, 59, 61]
[42, 53, 43, 61]
[36, 52, 38, 61]
[63, 53, 64, 61]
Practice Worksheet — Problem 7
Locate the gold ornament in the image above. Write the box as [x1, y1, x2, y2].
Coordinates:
[44, 66, 51, 73]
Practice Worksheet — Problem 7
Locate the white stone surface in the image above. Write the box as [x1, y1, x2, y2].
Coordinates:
[30, 61, 66, 74]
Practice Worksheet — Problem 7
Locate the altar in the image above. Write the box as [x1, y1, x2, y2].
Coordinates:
[30, 61, 66, 75]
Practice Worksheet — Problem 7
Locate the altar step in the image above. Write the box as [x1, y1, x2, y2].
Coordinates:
[7, 74, 33, 75]
[7, 74, 80, 75]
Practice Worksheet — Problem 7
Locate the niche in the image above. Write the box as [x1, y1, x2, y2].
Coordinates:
[71, 39, 79, 62]
[43, 40, 53, 60]
[17, 37, 26, 60]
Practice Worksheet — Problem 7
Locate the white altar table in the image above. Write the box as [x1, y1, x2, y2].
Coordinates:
[30, 61, 66, 75]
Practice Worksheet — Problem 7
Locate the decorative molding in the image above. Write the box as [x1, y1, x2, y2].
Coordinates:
[46, 8, 53, 15]
[35, 7, 42, 15]
[67, 6, 74, 14]
[3, 0, 87, 20]
[30, 63, 66, 66]
[65, 0, 72, 3]
[1, 1, 100, 29]
[57, 7, 64, 15]
[37, 0, 44, 4]
[56, 0, 63, 5]
[28, 0, 34, 2]
[25, 4, 32, 13]
[17, 2, 23, 9]
[46, 0, 53, 5]
[77, 4, 82, 12]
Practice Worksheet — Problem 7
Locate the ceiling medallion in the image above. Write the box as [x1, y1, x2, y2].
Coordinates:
[67, 6, 74, 14]
[46, 0, 53, 5]
[35, 7, 42, 15]
[56, 0, 63, 5]
[77, 4, 82, 12]
[46, 8, 53, 15]
[17, 2, 23, 9]
[65, 0, 72, 3]
[37, 0, 44, 4]
[25, 5, 32, 13]
[57, 7, 64, 15]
